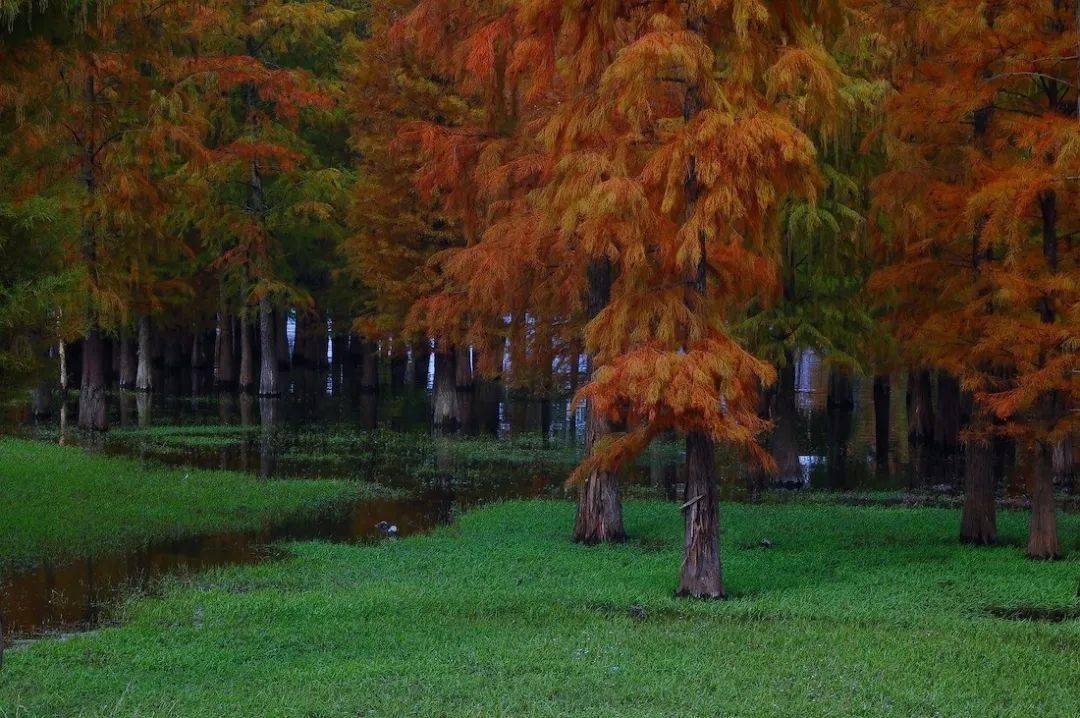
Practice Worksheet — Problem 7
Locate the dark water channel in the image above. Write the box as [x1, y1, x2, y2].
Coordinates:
[0, 352, 945, 641]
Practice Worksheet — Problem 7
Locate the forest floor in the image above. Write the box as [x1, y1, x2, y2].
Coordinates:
[3, 497, 1079, 717]
[0, 438, 378, 573]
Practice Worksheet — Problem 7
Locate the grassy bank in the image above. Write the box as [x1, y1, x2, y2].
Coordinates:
[3, 500, 1078, 717]
[0, 438, 377, 573]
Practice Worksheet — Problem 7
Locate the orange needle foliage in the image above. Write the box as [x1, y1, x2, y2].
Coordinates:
[869, 0, 1078, 556]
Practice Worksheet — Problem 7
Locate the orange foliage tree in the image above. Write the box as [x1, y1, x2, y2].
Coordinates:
[869, 0, 1079, 557]
[391, 0, 849, 596]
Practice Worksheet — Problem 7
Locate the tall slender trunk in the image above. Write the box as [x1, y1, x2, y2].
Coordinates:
[960, 440, 996, 545]
[239, 313, 254, 393]
[135, 315, 152, 392]
[118, 333, 136, 389]
[215, 311, 236, 387]
[1028, 443, 1060, 559]
[359, 340, 379, 392]
[907, 369, 935, 483]
[432, 347, 460, 431]
[258, 297, 280, 397]
[78, 326, 108, 430]
[770, 358, 801, 486]
[412, 340, 431, 388]
[873, 374, 891, 472]
[572, 259, 625, 544]
[677, 430, 723, 598]
[1027, 191, 1061, 559]
[275, 308, 290, 370]
[935, 372, 962, 451]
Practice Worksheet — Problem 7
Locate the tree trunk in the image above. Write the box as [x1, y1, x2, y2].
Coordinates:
[275, 308, 290, 370]
[118, 333, 136, 389]
[1027, 443, 1060, 559]
[389, 352, 407, 392]
[135, 315, 152, 392]
[359, 340, 379, 392]
[907, 369, 935, 444]
[432, 348, 460, 431]
[770, 358, 801, 486]
[412, 341, 431, 388]
[258, 298, 280, 397]
[572, 258, 625, 542]
[873, 374, 891, 472]
[960, 440, 996, 545]
[907, 368, 935, 483]
[215, 312, 236, 387]
[572, 396, 626, 544]
[935, 372, 963, 451]
[677, 430, 724, 598]
[239, 313, 254, 393]
[78, 325, 108, 431]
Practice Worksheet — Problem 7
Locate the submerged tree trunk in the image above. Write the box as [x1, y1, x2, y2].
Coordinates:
[135, 316, 152, 392]
[275, 308, 290, 370]
[239, 313, 254, 393]
[960, 440, 996, 545]
[1027, 443, 1060, 559]
[769, 358, 801, 486]
[873, 374, 891, 472]
[432, 348, 460, 431]
[412, 340, 431, 388]
[215, 312, 236, 388]
[677, 430, 723, 598]
[359, 340, 379, 392]
[78, 325, 108, 430]
[117, 333, 136, 389]
[258, 298, 280, 397]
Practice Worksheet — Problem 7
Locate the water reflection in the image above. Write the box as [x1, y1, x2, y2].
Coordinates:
[2, 350, 1026, 641]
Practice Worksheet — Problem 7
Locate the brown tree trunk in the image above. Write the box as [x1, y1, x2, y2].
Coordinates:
[572, 258, 626, 544]
[1027, 443, 1060, 559]
[770, 358, 801, 485]
[873, 374, 891, 472]
[258, 297, 280, 397]
[677, 430, 723, 598]
[907, 369, 935, 483]
[118, 333, 136, 389]
[78, 325, 108, 430]
[135, 315, 152, 392]
[215, 312, 236, 387]
[239, 313, 254, 393]
[432, 348, 460, 431]
[935, 372, 962, 451]
[359, 340, 379, 392]
[412, 341, 431, 387]
[960, 440, 996, 545]
[275, 308, 290, 370]
[572, 397, 626, 544]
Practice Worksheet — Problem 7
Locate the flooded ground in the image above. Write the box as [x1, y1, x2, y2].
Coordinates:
[1, 352, 1027, 640]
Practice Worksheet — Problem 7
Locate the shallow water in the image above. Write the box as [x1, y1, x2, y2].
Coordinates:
[0, 352, 951, 640]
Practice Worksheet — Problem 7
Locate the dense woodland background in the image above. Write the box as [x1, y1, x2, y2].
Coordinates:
[0, 0, 1076, 597]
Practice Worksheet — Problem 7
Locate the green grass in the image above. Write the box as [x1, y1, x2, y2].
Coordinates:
[0, 438, 382, 573]
[3, 500, 1079, 717]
